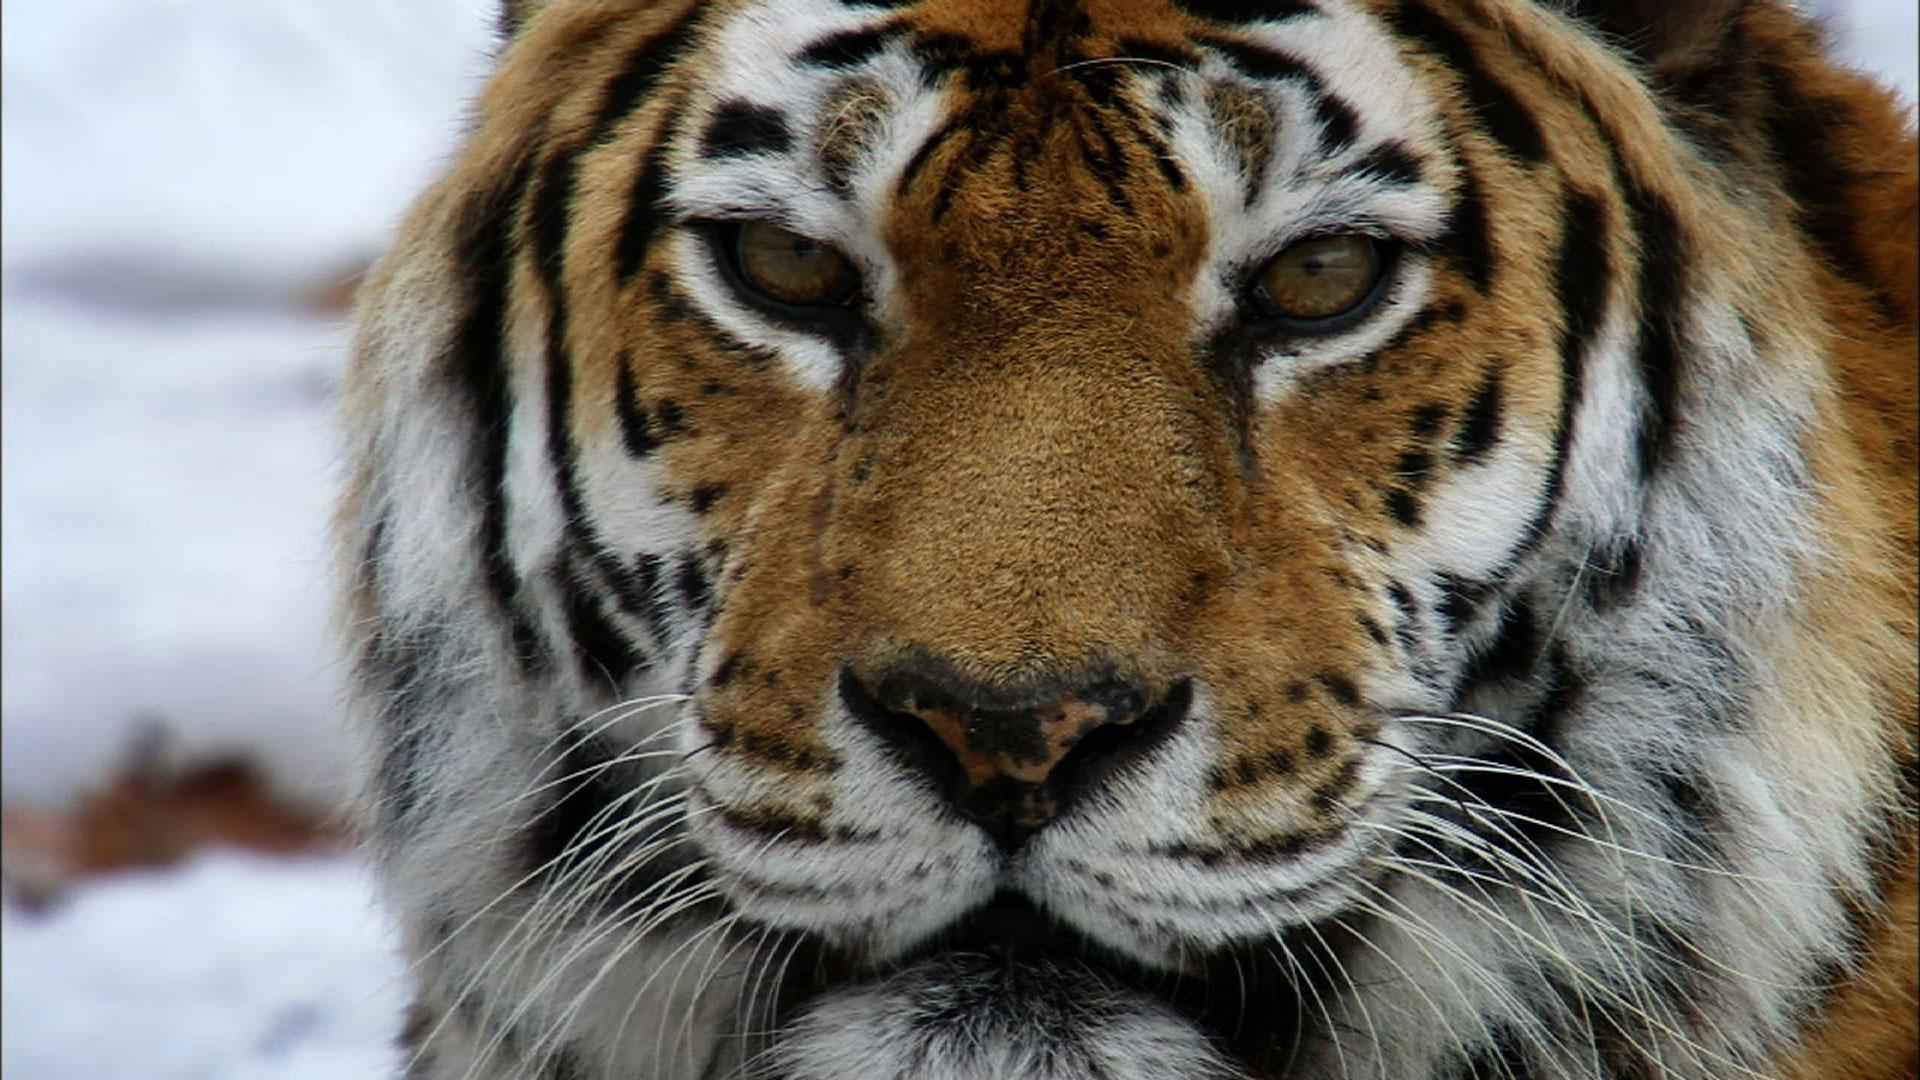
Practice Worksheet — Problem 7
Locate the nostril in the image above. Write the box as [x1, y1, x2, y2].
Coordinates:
[1048, 679, 1192, 803]
[840, 663, 1193, 850]
[838, 668, 971, 805]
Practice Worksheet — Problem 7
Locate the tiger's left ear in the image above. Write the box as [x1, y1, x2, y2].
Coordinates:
[1566, 0, 1749, 71]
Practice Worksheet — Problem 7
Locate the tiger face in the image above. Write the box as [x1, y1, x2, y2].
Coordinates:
[339, 1, 1919, 1078]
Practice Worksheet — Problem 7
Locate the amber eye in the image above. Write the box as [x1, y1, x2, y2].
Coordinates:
[1251, 234, 1385, 324]
[729, 222, 857, 308]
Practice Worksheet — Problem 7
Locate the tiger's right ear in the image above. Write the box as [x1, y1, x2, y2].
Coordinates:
[498, 0, 552, 39]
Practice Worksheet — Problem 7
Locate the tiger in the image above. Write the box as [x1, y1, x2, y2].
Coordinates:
[334, 0, 1918, 1076]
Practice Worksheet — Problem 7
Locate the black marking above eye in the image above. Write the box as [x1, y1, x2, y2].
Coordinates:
[1342, 141, 1425, 186]
[699, 101, 793, 159]
[799, 24, 902, 67]
[1174, 0, 1319, 23]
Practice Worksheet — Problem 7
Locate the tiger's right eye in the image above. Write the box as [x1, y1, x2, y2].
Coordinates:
[730, 222, 858, 309]
[1250, 234, 1386, 325]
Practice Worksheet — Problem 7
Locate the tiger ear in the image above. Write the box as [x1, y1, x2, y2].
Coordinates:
[499, 0, 551, 39]
[1566, 0, 1749, 70]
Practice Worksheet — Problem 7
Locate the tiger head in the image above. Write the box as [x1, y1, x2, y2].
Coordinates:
[340, 0, 1918, 1077]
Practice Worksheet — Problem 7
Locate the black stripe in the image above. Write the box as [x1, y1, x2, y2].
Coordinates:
[631, 553, 677, 645]
[1383, 488, 1422, 527]
[1173, 0, 1318, 23]
[675, 553, 712, 609]
[614, 358, 660, 458]
[1434, 570, 1491, 636]
[897, 120, 961, 197]
[522, 728, 636, 885]
[1126, 109, 1191, 193]
[614, 103, 683, 280]
[1075, 104, 1137, 211]
[1457, 593, 1539, 693]
[518, 726, 718, 922]
[589, 3, 706, 143]
[1444, 643, 1587, 855]
[688, 483, 728, 514]
[1438, 162, 1494, 292]
[399, 1001, 439, 1079]
[1315, 672, 1361, 707]
[530, 144, 592, 538]
[361, 622, 450, 827]
[1453, 366, 1503, 462]
[530, 145, 665, 670]
[1341, 141, 1424, 186]
[1409, 402, 1450, 438]
[1372, 298, 1466, 362]
[1387, 1, 1547, 163]
[932, 127, 995, 221]
[1583, 533, 1643, 610]
[799, 24, 902, 67]
[546, 1046, 587, 1080]
[1064, 59, 1191, 193]
[1395, 448, 1432, 487]
[1435, 1026, 1541, 1080]
[1518, 186, 1612, 554]
[447, 156, 549, 672]
[699, 100, 793, 159]
[1554, 77, 1691, 485]
[497, 4, 524, 41]
[1201, 37, 1361, 158]
[1622, 179, 1687, 479]
[1311, 91, 1360, 155]
[554, 551, 646, 689]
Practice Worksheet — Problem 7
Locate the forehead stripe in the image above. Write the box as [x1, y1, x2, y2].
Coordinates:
[1384, 0, 1547, 164]
[699, 100, 794, 159]
[1338, 141, 1424, 186]
[1172, 0, 1319, 23]
[589, 1, 707, 142]
[799, 24, 903, 67]
[615, 98, 687, 280]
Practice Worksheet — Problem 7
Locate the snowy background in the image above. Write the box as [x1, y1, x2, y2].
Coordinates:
[0, 2, 1911, 1077]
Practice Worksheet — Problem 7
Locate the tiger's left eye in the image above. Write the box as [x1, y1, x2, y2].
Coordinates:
[1251, 235, 1384, 323]
[731, 222, 858, 308]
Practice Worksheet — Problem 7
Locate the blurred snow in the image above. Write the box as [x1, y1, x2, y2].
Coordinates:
[1, 850, 406, 1080]
[2, 0, 496, 288]
[2, 0, 495, 810]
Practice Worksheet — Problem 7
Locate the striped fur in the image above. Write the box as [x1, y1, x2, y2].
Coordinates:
[336, 1, 1917, 1077]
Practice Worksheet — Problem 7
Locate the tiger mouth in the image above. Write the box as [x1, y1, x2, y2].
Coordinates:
[805, 890, 1309, 1073]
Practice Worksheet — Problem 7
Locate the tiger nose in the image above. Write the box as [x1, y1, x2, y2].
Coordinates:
[840, 663, 1186, 851]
